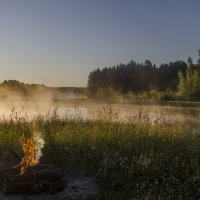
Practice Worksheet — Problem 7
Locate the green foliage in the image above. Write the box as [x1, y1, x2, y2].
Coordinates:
[0, 110, 200, 199]
[155, 91, 175, 101]
[178, 53, 200, 100]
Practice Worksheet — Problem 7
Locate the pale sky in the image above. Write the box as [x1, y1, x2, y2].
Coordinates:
[0, 0, 200, 87]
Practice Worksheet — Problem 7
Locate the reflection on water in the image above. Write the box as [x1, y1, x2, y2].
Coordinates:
[0, 98, 200, 129]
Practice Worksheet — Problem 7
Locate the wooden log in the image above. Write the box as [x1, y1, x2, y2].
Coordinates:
[0, 164, 58, 174]
[0, 167, 64, 186]
[0, 165, 66, 194]
[0, 165, 20, 175]
[7, 168, 64, 182]
[28, 164, 59, 170]
[1, 178, 66, 194]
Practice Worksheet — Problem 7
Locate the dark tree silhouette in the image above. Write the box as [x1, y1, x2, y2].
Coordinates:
[87, 60, 187, 97]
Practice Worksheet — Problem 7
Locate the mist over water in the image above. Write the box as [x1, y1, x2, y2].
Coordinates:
[0, 95, 200, 130]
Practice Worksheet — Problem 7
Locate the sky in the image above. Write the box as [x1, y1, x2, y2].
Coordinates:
[0, 0, 200, 87]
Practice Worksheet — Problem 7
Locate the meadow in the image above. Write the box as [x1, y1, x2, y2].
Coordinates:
[0, 107, 199, 200]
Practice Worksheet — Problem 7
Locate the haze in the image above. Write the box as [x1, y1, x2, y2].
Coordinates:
[0, 0, 200, 87]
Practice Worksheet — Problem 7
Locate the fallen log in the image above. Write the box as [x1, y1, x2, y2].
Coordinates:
[0, 165, 66, 194]
[1, 178, 66, 194]
[8, 168, 64, 182]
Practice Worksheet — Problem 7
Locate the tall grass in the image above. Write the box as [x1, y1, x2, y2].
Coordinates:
[0, 108, 200, 199]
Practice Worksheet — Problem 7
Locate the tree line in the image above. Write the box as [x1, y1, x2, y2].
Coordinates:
[87, 50, 200, 101]
[0, 80, 87, 99]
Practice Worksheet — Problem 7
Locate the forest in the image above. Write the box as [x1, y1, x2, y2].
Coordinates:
[88, 50, 200, 101]
[0, 80, 87, 99]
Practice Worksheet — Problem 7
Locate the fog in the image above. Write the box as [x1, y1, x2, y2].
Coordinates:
[0, 93, 200, 131]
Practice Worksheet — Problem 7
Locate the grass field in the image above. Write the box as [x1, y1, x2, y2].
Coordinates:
[0, 109, 200, 199]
